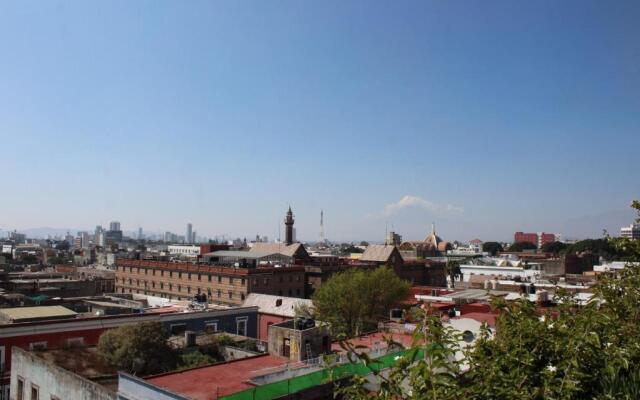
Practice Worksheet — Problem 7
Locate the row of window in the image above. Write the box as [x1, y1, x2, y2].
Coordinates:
[16, 377, 58, 400]
[118, 266, 302, 284]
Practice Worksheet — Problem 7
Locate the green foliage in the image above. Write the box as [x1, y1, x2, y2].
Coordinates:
[337, 201, 640, 400]
[312, 267, 410, 337]
[179, 351, 215, 369]
[482, 242, 504, 256]
[541, 240, 568, 254]
[97, 322, 178, 376]
[239, 339, 259, 352]
[564, 238, 630, 261]
[508, 241, 538, 252]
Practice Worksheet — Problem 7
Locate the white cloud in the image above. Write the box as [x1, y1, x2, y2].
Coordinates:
[378, 195, 463, 217]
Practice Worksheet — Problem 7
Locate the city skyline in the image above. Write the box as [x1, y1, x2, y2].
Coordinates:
[1, 1, 639, 241]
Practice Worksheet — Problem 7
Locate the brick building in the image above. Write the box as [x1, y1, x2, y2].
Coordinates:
[115, 259, 306, 306]
[514, 232, 558, 249]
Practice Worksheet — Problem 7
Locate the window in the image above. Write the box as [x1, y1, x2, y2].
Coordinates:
[241, 278, 245, 285]
[228, 291, 233, 299]
[30, 384, 39, 400]
[229, 277, 234, 284]
[253, 278, 258, 286]
[169, 283, 172, 291]
[144, 268, 148, 275]
[136, 267, 140, 274]
[241, 293, 245, 301]
[198, 274, 201, 281]
[208, 274, 212, 282]
[236, 317, 248, 336]
[296, 288, 300, 296]
[217, 289, 221, 298]
[207, 288, 212, 297]
[152, 281, 155, 288]
[169, 271, 173, 278]
[205, 321, 218, 333]
[187, 286, 191, 294]
[128, 278, 132, 285]
[29, 341, 47, 351]
[218, 276, 222, 283]
[178, 285, 181, 292]
[263, 278, 268, 285]
[170, 324, 187, 335]
[161, 270, 164, 277]
[188, 273, 191, 280]
[288, 289, 292, 296]
[129, 267, 132, 273]
[17, 377, 24, 400]
[296, 275, 301, 282]
[179, 272, 182, 279]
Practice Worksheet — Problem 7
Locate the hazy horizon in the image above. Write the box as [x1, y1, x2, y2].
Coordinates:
[1, 1, 638, 243]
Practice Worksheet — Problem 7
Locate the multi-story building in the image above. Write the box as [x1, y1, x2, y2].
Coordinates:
[168, 244, 201, 258]
[621, 223, 640, 240]
[514, 232, 558, 248]
[0, 305, 259, 399]
[115, 259, 306, 305]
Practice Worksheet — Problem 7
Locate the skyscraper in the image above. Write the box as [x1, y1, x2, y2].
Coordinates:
[186, 223, 193, 244]
[109, 221, 121, 232]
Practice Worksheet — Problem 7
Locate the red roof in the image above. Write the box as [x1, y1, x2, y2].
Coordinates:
[146, 354, 287, 399]
[453, 312, 497, 327]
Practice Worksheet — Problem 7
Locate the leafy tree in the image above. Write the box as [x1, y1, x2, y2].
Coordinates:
[97, 322, 178, 375]
[508, 241, 537, 252]
[359, 241, 369, 247]
[564, 238, 629, 261]
[541, 240, 568, 254]
[482, 241, 503, 256]
[445, 258, 465, 288]
[312, 267, 410, 337]
[336, 200, 640, 399]
[178, 351, 215, 369]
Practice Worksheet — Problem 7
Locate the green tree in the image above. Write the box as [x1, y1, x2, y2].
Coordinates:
[312, 267, 410, 337]
[541, 240, 568, 254]
[97, 322, 178, 376]
[508, 241, 537, 252]
[178, 351, 215, 369]
[482, 241, 503, 256]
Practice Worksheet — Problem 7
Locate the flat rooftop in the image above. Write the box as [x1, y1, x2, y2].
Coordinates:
[0, 305, 77, 322]
[146, 354, 287, 399]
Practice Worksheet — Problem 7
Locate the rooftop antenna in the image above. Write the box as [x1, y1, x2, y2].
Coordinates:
[320, 209, 325, 243]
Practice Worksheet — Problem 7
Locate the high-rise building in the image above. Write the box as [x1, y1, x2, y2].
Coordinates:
[621, 224, 640, 240]
[186, 223, 193, 244]
[284, 207, 295, 245]
[514, 232, 558, 249]
[110, 221, 121, 232]
[138, 227, 143, 240]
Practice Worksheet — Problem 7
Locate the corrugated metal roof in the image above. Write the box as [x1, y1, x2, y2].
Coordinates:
[204, 250, 277, 259]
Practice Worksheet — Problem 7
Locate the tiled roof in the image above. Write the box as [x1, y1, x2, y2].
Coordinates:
[249, 242, 308, 258]
[360, 245, 401, 263]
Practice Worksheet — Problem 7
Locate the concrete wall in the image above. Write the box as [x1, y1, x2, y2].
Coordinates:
[10, 347, 115, 400]
[117, 373, 186, 400]
[220, 345, 261, 361]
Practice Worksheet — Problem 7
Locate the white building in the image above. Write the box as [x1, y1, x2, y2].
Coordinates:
[168, 244, 201, 258]
[621, 224, 640, 240]
[460, 260, 543, 283]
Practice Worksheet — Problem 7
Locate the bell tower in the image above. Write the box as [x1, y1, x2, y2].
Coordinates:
[284, 206, 295, 245]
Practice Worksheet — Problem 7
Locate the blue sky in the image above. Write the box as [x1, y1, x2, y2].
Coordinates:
[1, 0, 639, 242]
